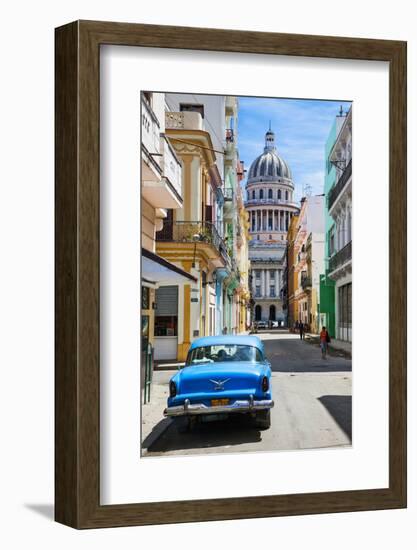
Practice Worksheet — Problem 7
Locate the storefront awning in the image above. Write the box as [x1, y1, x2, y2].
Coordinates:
[141, 248, 197, 286]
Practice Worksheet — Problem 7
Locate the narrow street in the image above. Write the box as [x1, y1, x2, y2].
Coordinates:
[142, 331, 352, 457]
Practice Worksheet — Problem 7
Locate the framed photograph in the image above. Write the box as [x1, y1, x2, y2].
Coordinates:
[55, 20, 406, 528]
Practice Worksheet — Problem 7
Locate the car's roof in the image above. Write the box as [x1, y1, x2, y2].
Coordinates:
[189, 334, 264, 352]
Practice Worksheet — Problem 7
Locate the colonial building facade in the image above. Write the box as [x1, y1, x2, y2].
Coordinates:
[147, 94, 250, 362]
[140, 92, 197, 393]
[319, 107, 347, 338]
[327, 107, 352, 342]
[245, 128, 299, 325]
[287, 195, 325, 333]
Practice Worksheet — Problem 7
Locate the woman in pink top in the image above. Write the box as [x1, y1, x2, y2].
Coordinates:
[320, 326, 330, 359]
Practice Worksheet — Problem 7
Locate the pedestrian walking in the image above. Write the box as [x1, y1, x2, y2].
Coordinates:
[320, 326, 330, 359]
[222, 326, 228, 335]
[299, 321, 304, 340]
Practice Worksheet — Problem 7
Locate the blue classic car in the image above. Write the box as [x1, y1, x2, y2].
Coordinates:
[164, 335, 274, 429]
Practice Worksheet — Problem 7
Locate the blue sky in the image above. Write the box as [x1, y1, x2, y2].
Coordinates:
[237, 97, 352, 200]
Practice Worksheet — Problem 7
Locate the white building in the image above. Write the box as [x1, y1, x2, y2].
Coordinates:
[327, 107, 352, 342]
[245, 128, 299, 325]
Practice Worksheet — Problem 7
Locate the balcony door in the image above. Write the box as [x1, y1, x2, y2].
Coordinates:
[160, 208, 173, 240]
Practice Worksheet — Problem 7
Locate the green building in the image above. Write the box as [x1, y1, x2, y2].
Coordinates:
[319, 109, 346, 338]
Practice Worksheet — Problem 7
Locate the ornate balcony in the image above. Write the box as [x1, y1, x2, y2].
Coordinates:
[141, 96, 160, 160]
[156, 220, 231, 269]
[142, 134, 183, 209]
[328, 159, 352, 211]
[165, 110, 203, 131]
[328, 241, 352, 274]
[141, 99, 183, 209]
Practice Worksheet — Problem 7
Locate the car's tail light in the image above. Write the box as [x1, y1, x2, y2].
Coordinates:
[169, 381, 177, 397]
[262, 376, 269, 392]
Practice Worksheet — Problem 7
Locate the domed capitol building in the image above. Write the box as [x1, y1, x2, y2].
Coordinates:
[245, 127, 299, 325]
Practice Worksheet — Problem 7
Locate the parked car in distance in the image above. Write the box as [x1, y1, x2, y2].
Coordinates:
[164, 335, 273, 430]
[256, 320, 268, 329]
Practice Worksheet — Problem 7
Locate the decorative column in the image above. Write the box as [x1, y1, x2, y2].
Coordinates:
[260, 210, 263, 232]
[275, 269, 279, 292]
[261, 270, 265, 297]
[266, 269, 270, 297]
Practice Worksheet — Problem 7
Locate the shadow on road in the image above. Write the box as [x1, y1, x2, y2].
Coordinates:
[146, 415, 262, 454]
[318, 395, 352, 441]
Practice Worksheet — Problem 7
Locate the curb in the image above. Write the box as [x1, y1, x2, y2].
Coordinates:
[154, 362, 184, 371]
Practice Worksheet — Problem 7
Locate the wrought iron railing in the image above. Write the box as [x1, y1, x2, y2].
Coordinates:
[156, 220, 230, 267]
[328, 241, 352, 273]
[328, 159, 352, 210]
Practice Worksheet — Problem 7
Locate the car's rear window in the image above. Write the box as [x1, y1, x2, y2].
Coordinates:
[186, 344, 263, 365]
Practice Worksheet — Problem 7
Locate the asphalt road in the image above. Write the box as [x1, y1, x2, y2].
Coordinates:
[144, 332, 352, 457]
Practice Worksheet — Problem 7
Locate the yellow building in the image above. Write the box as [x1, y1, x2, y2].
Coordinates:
[287, 213, 300, 329]
[235, 173, 251, 332]
[155, 109, 229, 361]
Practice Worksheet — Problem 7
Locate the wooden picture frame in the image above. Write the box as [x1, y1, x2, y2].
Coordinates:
[55, 20, 407, 528]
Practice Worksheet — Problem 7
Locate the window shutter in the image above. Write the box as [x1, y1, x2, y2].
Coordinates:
[155, 286, 178, 316]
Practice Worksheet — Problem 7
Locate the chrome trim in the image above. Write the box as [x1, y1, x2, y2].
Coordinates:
[164, 399, 274, 417]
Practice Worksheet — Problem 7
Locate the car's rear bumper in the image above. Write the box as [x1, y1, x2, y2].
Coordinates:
[164, 396, 274, 417]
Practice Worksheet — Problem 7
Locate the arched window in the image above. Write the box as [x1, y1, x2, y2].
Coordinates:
[285, 190, 289, 200]
[252, 190, 255, 199]
[259, 189, 264, 199]
[255, 305, 262, 321]
[268, 188, 273, 199]
[269, 305, 276, 321]
[278, 189, 282, 200]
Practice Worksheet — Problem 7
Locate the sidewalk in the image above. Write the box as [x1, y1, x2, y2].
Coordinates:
[141, 371, 173, 454]
[304, 332, 352, 358]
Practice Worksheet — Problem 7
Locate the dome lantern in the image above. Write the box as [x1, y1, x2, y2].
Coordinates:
[264, 122, 276, 151]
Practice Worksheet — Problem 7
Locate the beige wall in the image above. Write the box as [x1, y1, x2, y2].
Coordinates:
[141, 197, 157, 252]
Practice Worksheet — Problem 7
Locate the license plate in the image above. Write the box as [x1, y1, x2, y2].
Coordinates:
[211, 398, 229, 407]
